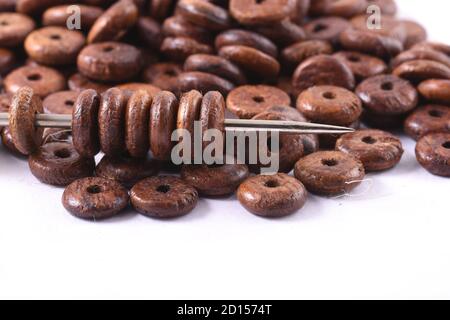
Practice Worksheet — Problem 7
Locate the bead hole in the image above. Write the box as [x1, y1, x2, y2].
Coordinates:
[253, 96, 265, 103]
[49, 34, 61, 40]
[322, 92, 336, 99]
[0, 21, 9, 26]
[87, 185, 102, 194]
[103, 46, 114, 52]
[381, 82, 394, 91]
[65, 100, 74, 106]
[164, 69, 177, 76]
[362, 136, 377, 144]
[156, 185, 171, 193]
[264, 180, 279, 188]
[347, 55, 361, 62]
[313, 23, 328, 32]
[54, 148, 71, 158]
[27, 73, 42, 81]
[428, 110, 443, 118]
[322, 158, 338, 167]
[442, 141, 450, 149]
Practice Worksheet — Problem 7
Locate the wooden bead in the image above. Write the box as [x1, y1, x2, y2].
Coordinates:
[125, 90, 152, 158]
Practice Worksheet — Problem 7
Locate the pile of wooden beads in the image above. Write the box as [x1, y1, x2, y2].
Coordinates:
[0, 0, 449, 220]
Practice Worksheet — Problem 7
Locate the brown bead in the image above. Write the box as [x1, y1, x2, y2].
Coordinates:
[72, 89, 101, 158]
[310, 0, 366, 18]
[294, 151, 365, 196]
[400, 20, 427, 49]
[404, 105, 450, 141]
[142, 63, 182, 93]
[412, 41, 450, 57]
[0, 12, 35, 47]
[304, 17, 351, 44]
[416, 133, 450, 177]
[78, 42, 142, 83]
[8, 87, 43, 155]
[366, 0, 397, 16]
[0, 48, 16, 76]
[4, 65, 66, 98]
[25, 26, 85, 66]
[184, 54, 246, 85]
[282, 40, 333, 69]
[177, 90, 202, 158]
[392, 60, 450, 84]
[336, 129, 403, 171]
[219, 45, 280, 79]
[68, 73, 111, 94]
[292, 55, 355, 91]
[227, 85, 291, 119]
[62, 177, 130, 220]
[162, 15, 212, 44]
[251, 111, 305, 173]
[136, 16, 163, 51]
[418, 79, 450, 105]
[178, 71, 234, 96]
[252, 18, 306, 47]
[161, 36, 213, 62]
[116, 83, 161, 97]
[176, 0, 231, 31]
[0, 0, 16, 12]
[339, 29, 403, 60]
[87, 0, 139, 43]
[98, 88, 127, 157]
[43, 90, 79, 114]
[391, 49, 450, 69]
[149, 91, 178, 160]
[237, 173, 307, 218]
[215, 29, 278, 58]
[29, 142, 95, 186]
[42, 4, 103, 31]
[356, 75, 418, 115]
[292, 0, 311, 24]
[125, 90, 152, 158]
[229, 0, 295, 26]
[16, 0, 62, 16]
[149, 0, 174, 21]
[1, 127, 26, 157]
[297, 85, 362, 126]
[200, 91, 225, 151]
[96, 155, 159, 187]
[333, 51, 388, 82]
[181, 163, 249, 196]
[130, 176, 198, 218]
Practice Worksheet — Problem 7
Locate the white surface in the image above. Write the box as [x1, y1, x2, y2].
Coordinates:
[0, 0, 449, 300]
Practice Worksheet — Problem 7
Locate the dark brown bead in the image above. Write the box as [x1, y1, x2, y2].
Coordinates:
[142, 63, 182, 93]
[237, 173, 307, 218]
[8, 87, 43, 155]
[400, 20, 427, 49]
[253, 18, 306, 47]
[418, 80, 450, 105]
[181, 163, 249, 196]
[96, 155, 159, 187]
[77, 42, 142, 82]
[43, 90, 79, 115]
[149, 0, 174, 21]
[304, 17, 351, 44]
[229, 0, 295, 26]
[215, 29, 278, 58]
[68, 73, 110, 94]
[176, 90, 202, 159]
[29, 142, 95, 186]
[116, 83, 161, 97]
[391, 49, 450, 69]
[149, 91, 178, 160]
[336, 129, 403, 171]
[297, 85, 362, 126]
[130, 176, 198, 218]
[4, 65, 66, 98]
[339, 29, 403, 60]
[200, 90, 225, 151]
[72, 89, 101, 158]
[176, 0, 231, 31]
[98, 88, 127, 157]
[218, 45, 280, 79]
[294, 151, 365, 196]
[0, 0, 16, 12]
[161, 36, 213, 62]
[125, 90, 152, 158]
[1, 127, 26, 157]
[42, 4, 103, 31]
[227, 85, 291, 119]
[333, 51, 388, 82]
[62, 177, 130, 220]
[310, 0, 367, 18]
[0, 48, 16, 76]
[16, 0, 62, 16]
[416, 133, 450, 177]
[178, 71, 234, 96]
[136, 16, 163, 51]
[162, 15, 212, 44]
[292, 55, 355, 91]
[0, 12, 35, 47]
[356, 75, 418, 115]
[87, 0, 139, 43]
[292, 0, 311, 24]
[24, 27, 85, 66]
[184, 54, 246, 85]
[404, 105, 450, 141]
[282, 40, 333, 69]
[392, 60, 450, 84]
[412, 41, 450, 56]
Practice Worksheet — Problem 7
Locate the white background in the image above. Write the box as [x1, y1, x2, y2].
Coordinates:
[0, 0, 449, 300]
